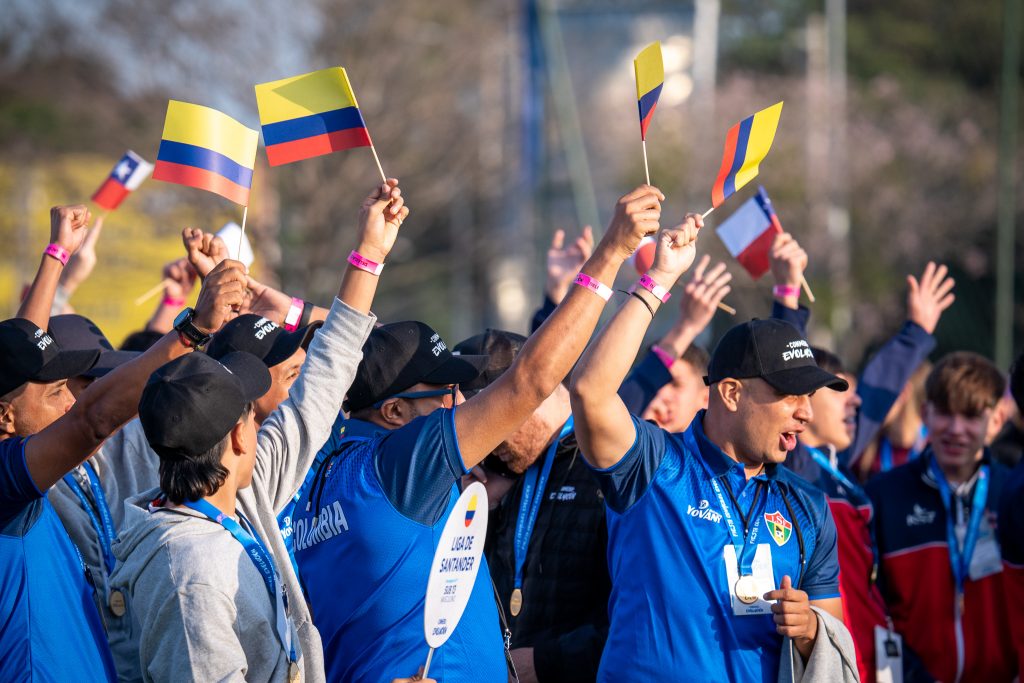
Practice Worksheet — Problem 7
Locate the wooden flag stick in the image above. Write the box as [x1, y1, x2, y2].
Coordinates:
[701, 206, 715, 220]
[134, 279, 172, 307]
[369, 144, 387, 183]
[800, 275, 816, 303]
[641, 140, 651, 186]
[237, 205, 249, 262]
[717, 302, 737, 315]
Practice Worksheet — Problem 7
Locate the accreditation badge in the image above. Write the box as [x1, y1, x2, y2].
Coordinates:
[109, 589, 126, 617]
[723, 544, 776, 616]
[874, 625, 903, 683]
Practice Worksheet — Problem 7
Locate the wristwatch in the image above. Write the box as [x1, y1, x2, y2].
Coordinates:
[173, 308, 212, 348]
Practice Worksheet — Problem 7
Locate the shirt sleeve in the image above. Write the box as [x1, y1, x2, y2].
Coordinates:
[255, 299, 376, 515]
[530, 295, 558, 334]
[585, 416, 666, 514]
[801, 493, 842, 600]
[618, 351, 672, 415]
[998, 466, 1024, 566]
[375, 408, 466, 526]
[771, 301, 810, 339]
[0, 437, 41, 525]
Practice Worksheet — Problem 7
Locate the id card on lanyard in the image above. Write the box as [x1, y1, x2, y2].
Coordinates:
[182, 499, 300, 679]
[509, 417, 574, 617]
[684, 429, 776, 616]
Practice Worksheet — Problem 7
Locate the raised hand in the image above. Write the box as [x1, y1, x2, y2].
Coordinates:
[243, 276, 294, 322]
[545, 226, 594, 303]
[192, 260, 248, 335]
[600, 185, 664, 262]
[678, 255, 733, 332]
[357, 178, 408, 263]
[182, 227, 229, 280]
[647, 213, 703, 287]
[907, 262, 955, 334]
[162, 258, 197, 301]
[60, 214, 105, 294]
[769, 232, 807, 288]
[49, 205, 92, 255]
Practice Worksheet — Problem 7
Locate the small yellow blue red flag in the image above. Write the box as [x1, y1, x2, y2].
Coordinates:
[464, 495, 478, 528]
[634, 42, 664, 141]
[711, 102, 784, 208]
[255, 66, 372, 167]
[152, 101, 259, 206]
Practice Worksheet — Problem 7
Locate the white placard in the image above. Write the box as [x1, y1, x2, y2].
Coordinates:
[423, 482, 489, 649]
[216, 221, 254, 267]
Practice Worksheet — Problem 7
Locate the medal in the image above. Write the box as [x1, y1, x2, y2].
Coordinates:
[734, 575, 759, 605]
[509, 588, 523, 617]
[109, 589, 126, 617]
[957, 592, 965, 616]
[288, 660, 300, 682]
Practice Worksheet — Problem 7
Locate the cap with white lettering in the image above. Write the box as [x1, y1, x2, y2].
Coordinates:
[0, 318, 101, 397]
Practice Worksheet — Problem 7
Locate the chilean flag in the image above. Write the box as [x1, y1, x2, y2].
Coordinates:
[91, 151, 154, 211]
[715, 186, 783, 279]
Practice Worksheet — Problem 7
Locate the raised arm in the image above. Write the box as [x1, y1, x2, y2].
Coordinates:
[455, 186, 664, 468]
[146, 258, 197, 333]
[54, 214, 105, 314]
[768, 232, 809, 336]
[25, 260, 246, 490]
[531, 226, 594, 332]
[19, 205, 92, 329]
[569, 215, 703, 469]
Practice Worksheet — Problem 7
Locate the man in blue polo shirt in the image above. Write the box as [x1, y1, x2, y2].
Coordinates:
[294, 184, 671, 683]
[0, 205, 247, 681]
[568, 218, 850, 681]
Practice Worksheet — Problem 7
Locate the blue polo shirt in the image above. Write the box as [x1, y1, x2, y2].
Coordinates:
[293, 409, 505, 683]
[590, 411, 840, 683]
[0, 437, 116, 681]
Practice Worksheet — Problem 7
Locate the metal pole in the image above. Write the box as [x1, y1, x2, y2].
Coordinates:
[995, 0, 1020, 368]
[825, 0, 851, 354]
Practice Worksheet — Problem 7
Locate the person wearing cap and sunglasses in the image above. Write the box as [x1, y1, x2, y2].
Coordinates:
[568, 219, 853, 681]
[0, 205, 248, 682]
[293, 184, 669, 683]
[107, 180, 406, 683]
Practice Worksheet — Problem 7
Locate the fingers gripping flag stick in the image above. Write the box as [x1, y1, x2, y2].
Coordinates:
[703, 102, 784, 219]
[255, 66, 384, 180]
[634, 42, 664, 185]
[92, 150, 153, 211]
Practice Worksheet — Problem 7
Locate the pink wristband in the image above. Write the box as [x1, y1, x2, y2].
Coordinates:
[44, 243, 70, 266]
[162, 296, 186, 308]
[651, 345, 676, 370]
[631, 274, 671, 303]
[284, 297, 304, 332]
[574, 273, 612, 301]
[348, 250, 384, 276]
[773, 284, 801, 298]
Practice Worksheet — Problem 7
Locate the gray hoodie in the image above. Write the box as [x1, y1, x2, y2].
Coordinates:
[111, 298, 375, 682]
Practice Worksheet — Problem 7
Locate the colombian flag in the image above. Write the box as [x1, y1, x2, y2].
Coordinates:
[255, 66, 372, 167]
[152, 101, 259, 206]
[634, 42, 664, 141]
[464, 495, 478, 528]
[710, 102, 784, 209]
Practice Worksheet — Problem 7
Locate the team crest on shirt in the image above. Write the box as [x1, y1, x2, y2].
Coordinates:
[764, 511, 792, 546]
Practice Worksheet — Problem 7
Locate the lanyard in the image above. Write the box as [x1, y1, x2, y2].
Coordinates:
[880, 425, 928, 472]
[685, 428, 765, 576]
[805, 446, 860, 494]
[182, 498, 297, 665]
[928, 457, 989, 598]
[63, 462, 117, 575]
[513, 417, 574, 590]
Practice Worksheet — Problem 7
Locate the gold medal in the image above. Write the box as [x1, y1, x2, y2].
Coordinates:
[734, 576, 759, 605]
[509, 588, 523, 617]
[288, 660, 300, 682]
[109, 589, 126, 617]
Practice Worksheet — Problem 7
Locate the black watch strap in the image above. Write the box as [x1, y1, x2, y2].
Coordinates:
[174, 308, 212, 348]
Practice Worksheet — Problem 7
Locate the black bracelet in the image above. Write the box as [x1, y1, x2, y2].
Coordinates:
[630, 291, 656, 318]
[299, 299, 315, 328]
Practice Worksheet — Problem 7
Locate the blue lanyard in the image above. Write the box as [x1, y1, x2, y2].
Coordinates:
[928, 457, 989, 598]
[182, 498, 297, 664]
[62, 462, 117, 575]
[685, 428, 765, 576]
[805, 446, 860, 494]
[513, 417, 574, 590]
[880, 425, 928, 472]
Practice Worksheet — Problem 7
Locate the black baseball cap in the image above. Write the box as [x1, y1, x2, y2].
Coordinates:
[49, 314, 140, 379]
[453, 329, 528, 399]
[345, 321, 489, 413]
[705, 319, 849, 395]
[138, 351, 271, 461]
[0, 318, 101, 397]
[206, 314, 322, 368]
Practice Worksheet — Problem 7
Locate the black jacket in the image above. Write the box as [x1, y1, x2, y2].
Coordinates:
[485, 432, 610, 682]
